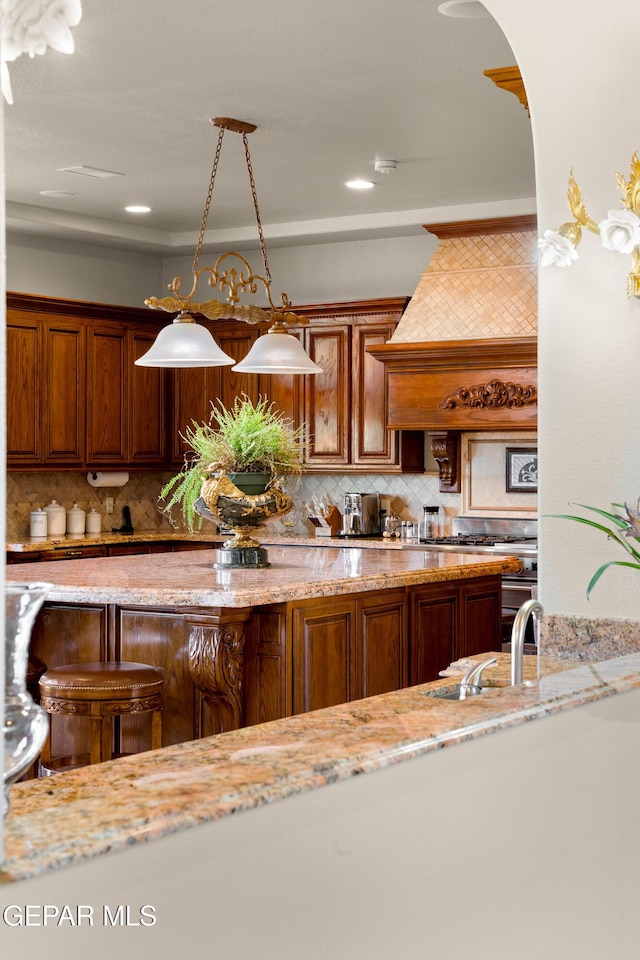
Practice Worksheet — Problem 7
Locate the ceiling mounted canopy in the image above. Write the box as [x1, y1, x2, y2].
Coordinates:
[136, 117, 322, 374]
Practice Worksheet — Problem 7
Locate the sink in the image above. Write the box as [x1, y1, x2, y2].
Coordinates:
[424, 685, 463, 701]
[423, 684, 494, 701]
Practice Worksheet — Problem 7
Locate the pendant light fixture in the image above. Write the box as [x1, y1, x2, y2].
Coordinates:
[136, 117, 322, 374]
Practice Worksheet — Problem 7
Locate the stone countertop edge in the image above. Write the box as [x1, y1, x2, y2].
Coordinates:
[4, 548, 521, 607]
[7, 532, 425, 553]
[3, 649, 640, 884]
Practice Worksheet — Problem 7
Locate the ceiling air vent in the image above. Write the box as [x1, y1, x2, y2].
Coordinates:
[56, 165, 125, 179]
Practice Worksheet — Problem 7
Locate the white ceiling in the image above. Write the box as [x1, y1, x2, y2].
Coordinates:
[3, 0, 535, 256]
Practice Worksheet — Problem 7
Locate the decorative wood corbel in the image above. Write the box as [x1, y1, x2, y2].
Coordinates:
[429, 431, 461, 493]
[185, 607, 252, 736]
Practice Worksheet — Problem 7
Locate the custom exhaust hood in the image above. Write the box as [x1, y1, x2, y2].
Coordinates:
[368, 215, 538, 492]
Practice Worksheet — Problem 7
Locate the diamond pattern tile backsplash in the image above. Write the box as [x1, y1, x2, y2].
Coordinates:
[6, 470, 462, 540]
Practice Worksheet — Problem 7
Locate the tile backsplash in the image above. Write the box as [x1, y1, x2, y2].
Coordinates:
[7, 431, 539, 540]
[6, 471, 177, 540]
[6, 469, 461, 540]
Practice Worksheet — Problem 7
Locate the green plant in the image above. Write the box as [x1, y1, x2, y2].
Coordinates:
[160, 394, 305, 530]
[554, 499, 640, 597]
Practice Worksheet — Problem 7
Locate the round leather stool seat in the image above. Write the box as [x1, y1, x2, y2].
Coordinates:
[39, 662, 165, 700]
[38, 662, 164, 774]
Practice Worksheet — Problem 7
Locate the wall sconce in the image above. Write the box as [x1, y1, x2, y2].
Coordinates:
[538, 152, 640, 298]
[136, 117, 322, 374]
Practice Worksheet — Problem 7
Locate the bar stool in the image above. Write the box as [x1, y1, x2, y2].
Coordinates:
[38, 661, 164, 773]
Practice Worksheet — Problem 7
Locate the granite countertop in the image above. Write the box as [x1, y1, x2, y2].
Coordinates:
[6, 530, 225, 552]
[6, 530, 410, 553]
[4, 545, 521, 607]
[6, 648, 640, 885]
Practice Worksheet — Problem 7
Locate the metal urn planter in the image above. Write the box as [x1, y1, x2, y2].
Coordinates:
[196, 473, 293, 568]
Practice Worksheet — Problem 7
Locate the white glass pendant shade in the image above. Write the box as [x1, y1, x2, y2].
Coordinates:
[232, 330, 323, 374]
[135, 313, 234, 368]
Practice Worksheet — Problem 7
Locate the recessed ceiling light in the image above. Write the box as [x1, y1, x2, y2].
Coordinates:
[438, 1, 490, 18]
[125, 205, 152, 214]
[39, 190, 78, 198]
[345, 179, 375, 190]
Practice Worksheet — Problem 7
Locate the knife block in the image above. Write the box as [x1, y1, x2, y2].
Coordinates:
[309, 506, 342, 537]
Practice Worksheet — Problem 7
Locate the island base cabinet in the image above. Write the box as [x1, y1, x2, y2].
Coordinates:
[116, 608, 200, 753]
[291, 590, 408, 716]
[409, 576, 502, 685]
[26, 576, 501, 764]
[30, 603, 107, 766]
[243, 606, 290, 727]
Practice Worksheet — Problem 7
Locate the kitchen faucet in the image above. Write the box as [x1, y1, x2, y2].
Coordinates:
[459, 657, 497, 699]
[510, 599, 544, 686]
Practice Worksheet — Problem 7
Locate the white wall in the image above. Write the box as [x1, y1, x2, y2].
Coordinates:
[6, 234, 162, 307]
[483, 0, 640, 621]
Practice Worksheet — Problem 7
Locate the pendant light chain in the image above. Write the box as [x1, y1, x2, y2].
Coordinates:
[243, 132, 272, 283]
[192, 125, 226, 276]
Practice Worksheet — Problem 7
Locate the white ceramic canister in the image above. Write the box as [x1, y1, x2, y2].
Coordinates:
[66, 502, 86, 536]
[29, 508, 48, 539]
[43, 499, 66, 537]
[85, 508, 102, 535]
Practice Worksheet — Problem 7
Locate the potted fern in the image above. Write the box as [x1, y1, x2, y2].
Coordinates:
[160, 394, 305, 532]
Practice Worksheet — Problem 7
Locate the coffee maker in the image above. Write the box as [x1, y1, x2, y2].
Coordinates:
[340, 492, 381, 537]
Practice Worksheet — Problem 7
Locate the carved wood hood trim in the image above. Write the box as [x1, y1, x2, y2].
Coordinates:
[367, 336, 537, 432]
[443, 379, 537, 409]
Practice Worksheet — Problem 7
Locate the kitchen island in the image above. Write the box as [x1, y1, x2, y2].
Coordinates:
[7, 546, 518, 754]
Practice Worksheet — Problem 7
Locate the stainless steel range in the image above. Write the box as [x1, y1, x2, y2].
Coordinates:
[419, 517, 538, 649]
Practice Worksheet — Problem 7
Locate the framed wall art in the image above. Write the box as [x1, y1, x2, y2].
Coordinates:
[506, 447, 538, 493]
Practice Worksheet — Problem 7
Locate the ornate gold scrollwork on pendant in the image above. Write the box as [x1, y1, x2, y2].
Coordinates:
[145, 253, 303, 327]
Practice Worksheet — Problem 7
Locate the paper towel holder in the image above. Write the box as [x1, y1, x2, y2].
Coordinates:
[87, 471, 130, 488]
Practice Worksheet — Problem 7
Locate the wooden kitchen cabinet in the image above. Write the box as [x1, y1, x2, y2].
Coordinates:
[86, 323, 166, 465]
[86, 323, 127, 463]
[39, 546, 108, 561]
[7, 291, 423, 475]
[128, 328, 166, 464]
[457, 577, 502, 660]
[303, 323, 351, 468]
[6, 312, 41, 464]
[409, 575, 501, 684]
[292, 298, 424, 473]
[7, 293, 166, 471]
[116, 607, 200, 749]
[30, 602, 108, 763]
[169, 322, 259, 463]
[7, 311, 85, 466]
[291, 589, 408, 715]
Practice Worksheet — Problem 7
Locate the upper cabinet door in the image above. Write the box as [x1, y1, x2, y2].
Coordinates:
[6, 314, 42, 463]
[258, 327, 303, 429]
[128, 329, 166, 464]
[303, 324, 351, 467]
[43, 320, 85, 464]
[86, 325, 128, 463]
[351, 320, 397, 468]
[215, 327, 259, 411]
